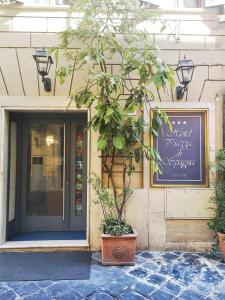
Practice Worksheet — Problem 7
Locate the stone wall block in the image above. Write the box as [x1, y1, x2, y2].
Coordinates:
[186, 66, 208, 102]
[12, 17, 48, 32]
[0, 33, 30, 47]
[0, 17, 12, 31]
[180, 50, 225, 65]
[149, 188, 165, 213]
[159, 50, 179, 65]
[166, 220, 213, 242]
[155, 34, 205, 50]
[180, 20, 216, 35]
[149, 212, 166, 250]
[31, 33, 59, 47]
[47, 18, 68, 32]
[125, 190, 149, 250]
[206, 35, 225, 50]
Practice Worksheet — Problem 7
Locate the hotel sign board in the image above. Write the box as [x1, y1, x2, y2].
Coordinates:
[151, 110, 208, 187]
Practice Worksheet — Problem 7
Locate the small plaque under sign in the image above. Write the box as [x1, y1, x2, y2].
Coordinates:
[165, 188, 214, 219]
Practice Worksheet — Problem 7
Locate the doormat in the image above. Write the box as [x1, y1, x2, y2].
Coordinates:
[9, 231, 86, 241]
[0, 251, 91, 281]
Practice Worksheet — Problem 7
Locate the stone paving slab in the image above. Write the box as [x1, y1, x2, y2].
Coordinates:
[0, 251, 225, 299]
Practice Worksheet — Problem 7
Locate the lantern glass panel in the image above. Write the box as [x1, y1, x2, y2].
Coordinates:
[37, 60, 48, 76]
[176, 58, 194, 85]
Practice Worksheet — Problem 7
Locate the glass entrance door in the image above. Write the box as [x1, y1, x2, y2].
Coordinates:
[19, 116, 87, 233]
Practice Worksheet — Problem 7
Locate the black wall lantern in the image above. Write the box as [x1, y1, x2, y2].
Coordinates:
[175, 55, 195, 100]
[33, 48, 53, 92]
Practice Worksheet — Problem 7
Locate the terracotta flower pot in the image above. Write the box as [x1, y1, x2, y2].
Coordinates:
[101, 228, 138, 265]
[217, 232, 225, 259]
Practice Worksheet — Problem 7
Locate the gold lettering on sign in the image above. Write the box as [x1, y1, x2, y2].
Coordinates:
[161, 122, 196, 171]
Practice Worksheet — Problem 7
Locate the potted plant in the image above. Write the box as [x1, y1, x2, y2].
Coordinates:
[88, 174, 137, 265]
[208, 149, 225, 259]
[53, 0, 174, 265]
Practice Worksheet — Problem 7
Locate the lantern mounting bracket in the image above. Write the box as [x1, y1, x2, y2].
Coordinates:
[176, 85, 188, 101]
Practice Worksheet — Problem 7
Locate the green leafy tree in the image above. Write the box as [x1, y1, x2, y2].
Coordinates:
[53, 0, 174, 234]
[208, 149, 225, 234]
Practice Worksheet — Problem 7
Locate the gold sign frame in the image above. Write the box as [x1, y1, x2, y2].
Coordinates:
[150, 109, 209, 188]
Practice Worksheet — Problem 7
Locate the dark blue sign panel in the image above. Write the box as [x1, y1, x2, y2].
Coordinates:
[152, 110, 208, 186]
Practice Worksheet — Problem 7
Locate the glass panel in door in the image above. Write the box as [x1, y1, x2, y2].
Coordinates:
[74, 127, 84, 216]
[27, 122, 64, 217]
[69, 122, 87, 232]
[20, 120, 68, 232]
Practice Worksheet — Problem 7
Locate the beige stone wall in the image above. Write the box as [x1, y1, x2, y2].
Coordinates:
[0, 5, 224, 250]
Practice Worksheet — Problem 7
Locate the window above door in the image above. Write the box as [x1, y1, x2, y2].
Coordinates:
[0, 0, 69, 6]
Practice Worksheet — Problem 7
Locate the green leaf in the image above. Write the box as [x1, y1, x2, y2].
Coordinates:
[151, 128, 159, 137]
[98, 137, 107, 150]
[113, 136, 124, 149]
[106, 107, 114, 116]
[134, 148, 140, 163]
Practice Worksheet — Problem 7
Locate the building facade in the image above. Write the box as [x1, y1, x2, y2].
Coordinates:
[0, 0, 224, 251]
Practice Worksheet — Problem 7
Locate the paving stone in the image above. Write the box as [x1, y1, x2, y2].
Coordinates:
[129, 267, 148, 278]
[200, 268, 224, 285]
[119, 289, 146, 300]
[140, 252, 154, 259]
[180, 289, 205, 300]
[0, 286, 10, 295]
[217, 263, 225, 272]
[36, 280, 54, 288]
[162, 253, 179, 261]
[54, 291, 83, 300]
[6, 282, 24, 289]
[160, 264, 173, 275]
[89, 269, 115, 286]
[88, 291, 114, 300]
[141, 262, 158, 271]
[0, 290, 17, 300]
[191, 281, 214, 296]
[73, 284, 98, 297]
[149, 289, 174, 300]
[170, 264, 194, 285]
[23, 290, 50, 300]
[146, 273, 167, 285]
[212, 294, 225, 300]
[163, 280, 182, 295]
[135, 256, 146, 264]
[11, 282, 40, 296]
[174, 252, 182, 256]
[102, 282, 128, 297]
[115, 274, 138, 286]
[132, 282, 156, 297]
[46, 283, 73, 297]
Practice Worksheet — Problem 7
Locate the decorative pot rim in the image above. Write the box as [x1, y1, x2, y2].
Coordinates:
[217, 232, 225, 239]
[216, 231, 225, 236]
[101, 227, 138, 238]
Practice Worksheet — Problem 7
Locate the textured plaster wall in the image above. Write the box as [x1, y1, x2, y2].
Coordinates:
[0, 6, 224, 250]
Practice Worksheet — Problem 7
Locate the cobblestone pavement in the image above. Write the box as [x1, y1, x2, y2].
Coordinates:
[0, 251, 225, 299]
